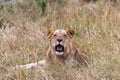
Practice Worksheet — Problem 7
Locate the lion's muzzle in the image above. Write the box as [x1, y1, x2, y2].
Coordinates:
[55, 38, 64, 53]
[55, 39, 64, 55]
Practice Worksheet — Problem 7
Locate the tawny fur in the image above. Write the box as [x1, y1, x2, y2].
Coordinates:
[46, 29, 88, 66]
[14, 29, 88, 70]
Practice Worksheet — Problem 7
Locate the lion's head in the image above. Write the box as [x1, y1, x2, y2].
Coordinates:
[47, 29, 75, 56]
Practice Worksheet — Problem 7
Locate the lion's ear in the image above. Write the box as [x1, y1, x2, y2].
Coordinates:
[46, 29, 53, 39]
[66, 29, 75, 38]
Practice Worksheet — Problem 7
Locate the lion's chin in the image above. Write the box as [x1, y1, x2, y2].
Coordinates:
[55, 52, 64, 55]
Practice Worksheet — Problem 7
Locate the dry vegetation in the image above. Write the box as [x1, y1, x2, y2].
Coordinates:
[0, 0, 120, 80]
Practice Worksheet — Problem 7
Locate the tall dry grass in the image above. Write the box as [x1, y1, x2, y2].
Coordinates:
[0, 0, 120, 80]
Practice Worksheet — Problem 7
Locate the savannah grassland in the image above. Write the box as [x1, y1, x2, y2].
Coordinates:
[0, 0, 120, 80]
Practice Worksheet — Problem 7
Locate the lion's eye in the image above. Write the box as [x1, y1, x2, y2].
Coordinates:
[54, 34, 57, 37]
[63, 34, 67, 37]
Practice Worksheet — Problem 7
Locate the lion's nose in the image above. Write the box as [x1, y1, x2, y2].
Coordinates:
[57, 39, 62, 42]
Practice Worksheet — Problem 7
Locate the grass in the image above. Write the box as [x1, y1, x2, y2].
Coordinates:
[0, 0, 120, 80]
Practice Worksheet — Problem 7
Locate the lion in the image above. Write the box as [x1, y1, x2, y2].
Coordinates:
[45, 29, 88, 66]
[13, 29, 88, 70]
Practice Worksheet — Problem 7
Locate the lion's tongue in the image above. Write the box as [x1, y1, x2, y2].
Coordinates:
[57, 46, 62, 50]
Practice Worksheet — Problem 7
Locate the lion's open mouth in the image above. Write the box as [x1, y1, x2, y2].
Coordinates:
[55, 44, 64, 52]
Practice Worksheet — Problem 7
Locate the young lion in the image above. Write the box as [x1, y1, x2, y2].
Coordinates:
[46, 29, 88, 66]
[13, 29, 88, 69]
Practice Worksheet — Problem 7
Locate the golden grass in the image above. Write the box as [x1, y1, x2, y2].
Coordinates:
[0, 0, 120, 80]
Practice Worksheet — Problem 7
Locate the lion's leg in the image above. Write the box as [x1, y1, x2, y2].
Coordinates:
[74, 49, 88, 66]
[45, 47, 53, 66]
